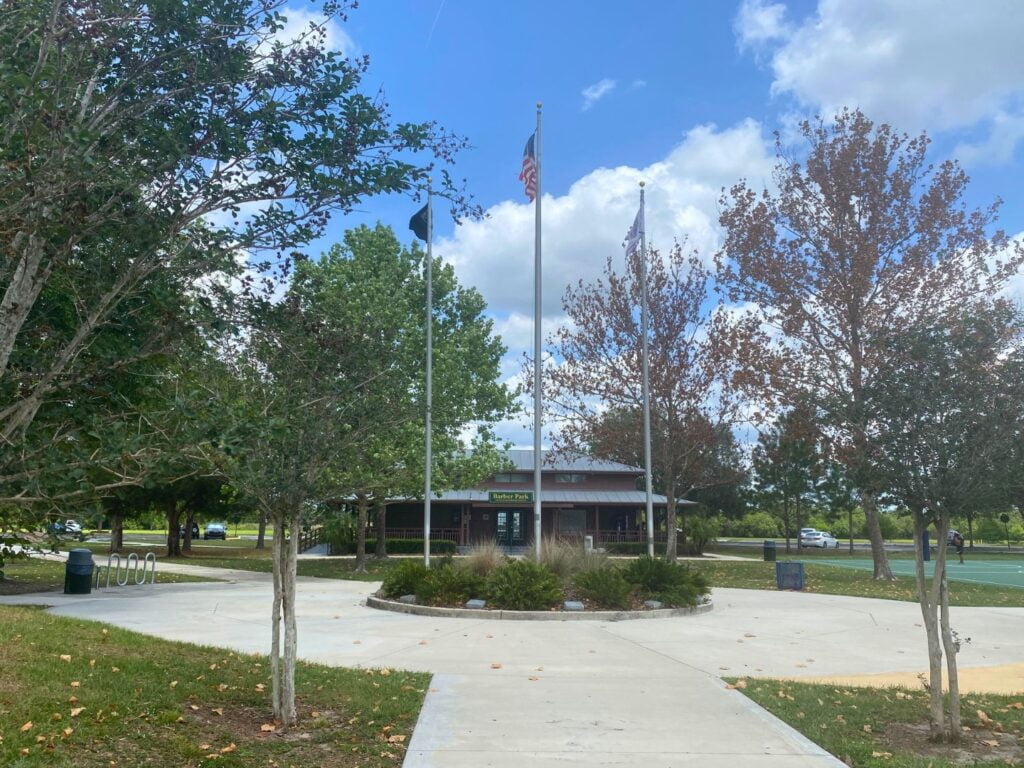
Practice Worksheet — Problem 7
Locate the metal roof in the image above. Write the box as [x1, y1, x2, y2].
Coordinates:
[505, 449, 643, 474]
[430, 489, 697, 505]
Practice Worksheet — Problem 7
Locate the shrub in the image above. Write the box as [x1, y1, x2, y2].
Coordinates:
[685, 516, 719, 556]
[574, 566, 631, 609]
[737, 511, 781, 538]
[622, 556, 709, 608]
[485, 559, 562, 610]
[417, 561, 485, 606]
[464, 540, 505, 578]
[380, 559, 429, 598]
[324, 514, 356, 554]
[602, 541, 666, 556]
[530, 536, 586, 582]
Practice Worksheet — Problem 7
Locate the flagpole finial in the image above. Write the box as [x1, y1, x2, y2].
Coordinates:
[639, 180, 645, 188]
[536, 101, 542, 109]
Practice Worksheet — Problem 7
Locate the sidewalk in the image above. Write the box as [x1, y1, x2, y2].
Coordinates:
[7, 563, 1021, 765]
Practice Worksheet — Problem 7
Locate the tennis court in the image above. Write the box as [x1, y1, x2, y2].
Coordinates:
[816, 557, 1024, 589]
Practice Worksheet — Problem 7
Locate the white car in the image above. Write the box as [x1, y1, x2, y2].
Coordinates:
[802, 531, 838, 548]
[64, 519, 82, 534]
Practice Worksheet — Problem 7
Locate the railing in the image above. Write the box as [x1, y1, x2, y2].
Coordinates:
[94, 552, 156, 588]
[380, 528, 460, 542]
[297, 525, 324, 553]
[593, 530, 668, 544]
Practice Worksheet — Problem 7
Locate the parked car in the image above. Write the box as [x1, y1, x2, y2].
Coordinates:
[204, 522, 227, 540]
[802, 531, 839, 548]
[798, 528, 818, 545]
[64, 519, 82, 534]
[179, 521, 200, 539]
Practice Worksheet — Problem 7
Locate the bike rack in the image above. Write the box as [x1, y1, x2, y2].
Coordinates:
[94, 551, 157, 588]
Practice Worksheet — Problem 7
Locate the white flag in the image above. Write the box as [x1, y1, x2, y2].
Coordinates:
[624, 204, 644, 257]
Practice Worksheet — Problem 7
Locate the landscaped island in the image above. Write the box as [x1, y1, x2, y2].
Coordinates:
[375, 542, 710, 613]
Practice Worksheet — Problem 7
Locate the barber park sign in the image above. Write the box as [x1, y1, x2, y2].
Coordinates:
[488, 491, 534, 503]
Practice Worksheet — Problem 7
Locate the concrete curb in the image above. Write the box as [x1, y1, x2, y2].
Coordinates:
[365, 594, 713, 621]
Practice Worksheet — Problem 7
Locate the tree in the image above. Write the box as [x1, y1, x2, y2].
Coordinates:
[306, 225, 512, 570]
[751, 406, 820, 553]
[816, 460, 858, 553]
[868, 304, 1021, 740]
[717, 108, 1024, 579]
[543, 244, 766, 561]
[1, 0, 474, 485]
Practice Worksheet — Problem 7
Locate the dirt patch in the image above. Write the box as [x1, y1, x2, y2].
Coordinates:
[882, 721, 1023, 765]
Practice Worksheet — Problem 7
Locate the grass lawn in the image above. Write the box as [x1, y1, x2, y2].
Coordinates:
[0, 605, 428, 767]
[0, 558, 215, 596]
[80, 542, 397, 582]
[732, 677, 1024, 767]
[689, 560, 1024, 607]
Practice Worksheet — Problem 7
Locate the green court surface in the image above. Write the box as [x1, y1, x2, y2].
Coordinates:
[817, 557, 1024, 589]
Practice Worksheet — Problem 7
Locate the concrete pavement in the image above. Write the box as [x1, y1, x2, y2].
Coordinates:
[4, 569, 1023, 766]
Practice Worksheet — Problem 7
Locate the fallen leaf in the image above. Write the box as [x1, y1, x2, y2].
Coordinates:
[70, 708, 85, 718]
[863, 725, 872, 733]
[111, 667, 120, 673]
[199, 743, 212, 751]
[219, 743, 237, 754]
[20, 722, 32, 732]
[982, 739, 1000, 747]
[70, 681, 80, 688]
[169, 681, 178, 689]
[260, 724, 276, 732]
[490, 663, 502, 669]
[217, 684, 228, 692]
[68, 696, 78, 704]
[978, 710, 993, 725]
[62, 728, 73, 737]
[255, 683, 265, 692]
[379, 668, 391, 676]
[528, 676, 540, 681]
[871, 751, 892, 758]
[59, 655, 71, 662]
[212, 708, 223, 716]
[189, 705, 199, 711]
[51, 713, 62, 722]
[387, 734, 406, 744]
[89, 659, 96, 668]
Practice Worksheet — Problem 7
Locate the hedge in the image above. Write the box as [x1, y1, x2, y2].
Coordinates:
[329, 538, 456, 555]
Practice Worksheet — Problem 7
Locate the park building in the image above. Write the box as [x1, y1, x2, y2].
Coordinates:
[378, 449, 695, 550]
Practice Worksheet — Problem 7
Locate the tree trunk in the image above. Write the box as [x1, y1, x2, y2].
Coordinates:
[966, 512, 974, 549]
[110, 512, 124, 554]
[0, 232, 48, 380]
[269, 513, 283, 722]
[937, 515, 962, 740]
[374, 500, 387, 559]
[354, 496, 369, 573]
[280, 509, 299, 726]
[848, 507, 854, 554]
[665, 495, 678, 563]
[912, 514, 946, 741]
[861, 491, 895, 580]
[784, 498, 791, 554]
[165, 498, 181, 557]
[795, 497, 803, 552]
[256, 510, 267, 550]
[182, 506, 196, 553]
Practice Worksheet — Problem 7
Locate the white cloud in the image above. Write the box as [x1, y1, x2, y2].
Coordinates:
[740, 0, 1024, 163]
[273, 6, 356, 55]
[581, 78, 617, 111]
[437, 118, 772, 320]
[734, 0, 789, 48]
[631, 79, 648, 89]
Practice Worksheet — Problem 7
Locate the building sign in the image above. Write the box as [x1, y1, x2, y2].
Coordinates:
[488, 490, 534, 503]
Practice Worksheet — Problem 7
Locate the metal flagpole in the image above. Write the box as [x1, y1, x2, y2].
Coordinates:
[639, 182, 654, 558]
[533, 103, 543, 560]
[424, 188, 433, 568]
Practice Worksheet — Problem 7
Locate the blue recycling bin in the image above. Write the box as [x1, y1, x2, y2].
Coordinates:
[775, 561, 805, 590]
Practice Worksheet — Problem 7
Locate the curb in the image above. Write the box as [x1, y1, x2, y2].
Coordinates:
[365, 594, 713, 621]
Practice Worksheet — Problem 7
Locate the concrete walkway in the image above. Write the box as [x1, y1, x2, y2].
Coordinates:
[3, 570, 1022, 767]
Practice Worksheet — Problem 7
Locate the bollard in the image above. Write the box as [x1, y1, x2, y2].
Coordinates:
[584, 535, 594, 554]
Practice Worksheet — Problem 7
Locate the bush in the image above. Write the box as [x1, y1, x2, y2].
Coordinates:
[417, 561, 485, 606]
[737, 511, 781, 538]
[530, 536, 586, 582]
[380, 559, 429, 598]
[685, 516, 719, 556]
[622, 556, 709, 608]
[602, 542, 666, 556]
[485, 559, 562, 610]
[331, 538, 456, 555]
[574, 566, 631, 609]
[464, 540, 504, 577]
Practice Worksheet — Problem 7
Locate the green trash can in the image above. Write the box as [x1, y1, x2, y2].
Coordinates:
[64, 549, 94, 594]
[763, 540, 777, 562]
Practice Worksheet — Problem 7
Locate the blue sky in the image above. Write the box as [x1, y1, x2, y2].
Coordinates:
[286, 0, 1024, 447]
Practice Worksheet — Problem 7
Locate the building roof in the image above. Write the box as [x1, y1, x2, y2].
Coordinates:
[429, 489, 697, 506]
[506, 449, 643, 474]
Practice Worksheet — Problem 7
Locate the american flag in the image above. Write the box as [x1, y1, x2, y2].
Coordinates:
[519, 133, 538, 201]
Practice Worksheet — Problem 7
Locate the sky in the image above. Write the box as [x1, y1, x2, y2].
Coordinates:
[282, 0, 1024, 448]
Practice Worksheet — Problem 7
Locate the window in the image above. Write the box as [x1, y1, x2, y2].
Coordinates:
[554, 473, 586, 484]
[494, 473, 529, 483]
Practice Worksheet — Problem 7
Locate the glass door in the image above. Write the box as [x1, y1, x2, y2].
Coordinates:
[495, 509, 525, 546]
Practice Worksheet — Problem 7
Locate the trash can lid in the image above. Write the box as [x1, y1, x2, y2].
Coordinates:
[67, 548, 94, 564]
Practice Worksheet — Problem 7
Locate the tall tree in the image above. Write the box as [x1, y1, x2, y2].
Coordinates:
[717, 108, 1024, 579]
[543, 244, 766, 561]
[868, 304, 1021, 741]
[1, 0, 473, 472]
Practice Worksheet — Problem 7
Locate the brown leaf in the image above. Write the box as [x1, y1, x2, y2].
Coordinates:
[490, 663, 502, 669]
[51, 713, 62, 722]
[212, 707, 224, 716]
[62, 728, 73, 737]
[70, 708, 85, 718]
[216, 684, 228, 692]
[219, 743, 237, 754]
[59, 654, 71, 662]
[254, 683, 265, 692]
[69, 681, 80, 688]
[978, 709, 992, 725]
[387, 734, 406, 744]
[982, 739, 1000, 747]
[260, 723, 276, 732]
[20, 722, 32, 732]
[169, 681, 178, 689]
